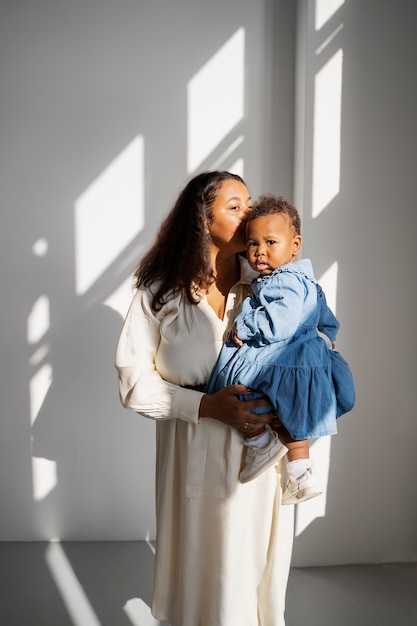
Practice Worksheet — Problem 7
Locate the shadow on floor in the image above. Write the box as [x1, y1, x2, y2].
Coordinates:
[1, 541, 416, 625]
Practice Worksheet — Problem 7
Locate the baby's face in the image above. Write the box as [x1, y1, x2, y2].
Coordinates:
[246, 214, 301, 275]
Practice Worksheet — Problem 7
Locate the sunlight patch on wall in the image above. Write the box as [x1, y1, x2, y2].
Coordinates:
[29, 363, 52, 426]
[295, 436, 331, 536]
[295, 261, 338, 535]
[315, 0, 345, 30]
[209, 135, 244, 172]
[45, 542, 101, 626]
[32, 457, 57, 501]
[312, 48, 343, 218]
[28, 295, 52, 425]
[32, 237, 48, 257]
[28, 244, 56, 501]
[104, 276, 135, 319]
[318, 261, 338, 313]
[75, 135, 145, 295]
[27, 295, 50, 345]
[187, 28, 245, 173]
[228, 158, 244, 179]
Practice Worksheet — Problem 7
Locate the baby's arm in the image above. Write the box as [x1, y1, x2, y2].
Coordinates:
[316, 284, 340, 345]
[235, 275, 304, 344]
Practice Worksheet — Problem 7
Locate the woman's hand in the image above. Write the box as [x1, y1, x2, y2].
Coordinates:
[199, 384, 275, 436]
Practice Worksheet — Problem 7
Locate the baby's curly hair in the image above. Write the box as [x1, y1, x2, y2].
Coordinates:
[249, 193, 301, 235]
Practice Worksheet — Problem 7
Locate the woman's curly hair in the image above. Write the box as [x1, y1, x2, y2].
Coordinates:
[134, 171, 246, 311]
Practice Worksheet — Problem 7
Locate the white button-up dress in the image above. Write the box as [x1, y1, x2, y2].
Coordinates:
[115, 258, 294, 626]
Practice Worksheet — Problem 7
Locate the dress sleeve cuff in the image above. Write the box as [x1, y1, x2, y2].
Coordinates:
[171, 386, 205, 424]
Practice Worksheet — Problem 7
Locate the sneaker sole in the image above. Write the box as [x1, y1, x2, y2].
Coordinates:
[239, 445, 288, 484]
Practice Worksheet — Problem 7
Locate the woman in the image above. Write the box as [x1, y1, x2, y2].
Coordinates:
[115, 171, 294, 626]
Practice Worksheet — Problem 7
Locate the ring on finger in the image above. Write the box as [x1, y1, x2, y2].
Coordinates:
[244, 422, 249, 430]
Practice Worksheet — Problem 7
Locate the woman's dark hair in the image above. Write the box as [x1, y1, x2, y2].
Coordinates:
[249, 193, 301, 235]
[134, 171, 246, 311]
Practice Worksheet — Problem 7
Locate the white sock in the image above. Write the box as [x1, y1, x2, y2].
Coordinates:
[287, 458, 313, 479]
[245, 429, 272, 449]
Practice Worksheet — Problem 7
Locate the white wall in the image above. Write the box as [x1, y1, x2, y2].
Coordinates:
[291, 0, 417, 566]
[0, 0, 295, 541]
[1, 0, 416, 569]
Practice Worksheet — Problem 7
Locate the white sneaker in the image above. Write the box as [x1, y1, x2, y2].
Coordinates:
[281, 467, 322, 505]
[240, 431, 288, 484]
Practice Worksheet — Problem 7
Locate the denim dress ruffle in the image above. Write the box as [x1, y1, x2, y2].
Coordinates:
[207, 259, 355, 440]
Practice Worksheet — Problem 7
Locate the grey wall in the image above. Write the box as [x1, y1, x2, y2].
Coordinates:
[0, 0, 295, 542]
[1, 0, 416, 569]
[291, 0, 417, 566]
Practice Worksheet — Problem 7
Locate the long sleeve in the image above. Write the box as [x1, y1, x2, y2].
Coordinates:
[115, 287, 203, 424]
[316, 284, 340, 343]
[235, 272, 305, 345]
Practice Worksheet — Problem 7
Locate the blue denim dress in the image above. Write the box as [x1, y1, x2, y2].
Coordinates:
[207, 259, 355, 440]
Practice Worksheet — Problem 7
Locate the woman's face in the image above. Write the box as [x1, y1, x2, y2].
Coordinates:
[207, 179, 253, 253]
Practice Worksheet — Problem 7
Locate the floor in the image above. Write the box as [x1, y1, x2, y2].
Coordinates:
[1, 541, 416, 625]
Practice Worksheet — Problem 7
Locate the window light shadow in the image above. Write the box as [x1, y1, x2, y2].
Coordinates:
[28, 289, 57, 501]
[124, 598, 164, 626]
[74, 135, 145, 296]
[187, 28, 245, 174]
[45, 542, 102, 626]
[315, 0, 345, 31]
[312, 47, 343, 218]
[30, 22, 249, 560]
[294, 0, 346, 536]
[294, 261, 339, 536]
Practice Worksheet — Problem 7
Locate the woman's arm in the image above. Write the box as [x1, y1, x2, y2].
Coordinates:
[116, 287, 276, 433]
[115, 288, 203, 424]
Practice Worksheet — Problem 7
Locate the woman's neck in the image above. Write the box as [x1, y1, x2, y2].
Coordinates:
[212, 253, 240, 288]
[205, 253, 240, 320]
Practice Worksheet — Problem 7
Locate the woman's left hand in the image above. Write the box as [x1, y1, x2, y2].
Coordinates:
[199, 384, 276, 435]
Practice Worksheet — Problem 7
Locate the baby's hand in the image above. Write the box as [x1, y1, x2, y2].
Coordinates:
[230, 323, 243, 347]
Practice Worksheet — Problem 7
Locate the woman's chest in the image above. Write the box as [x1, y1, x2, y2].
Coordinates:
[155, 299, 228, 385]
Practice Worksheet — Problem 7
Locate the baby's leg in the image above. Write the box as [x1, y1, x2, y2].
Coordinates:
[273, 428, 322, 504]
[271, 425, 310, 461]
[280, 434, 310, 462]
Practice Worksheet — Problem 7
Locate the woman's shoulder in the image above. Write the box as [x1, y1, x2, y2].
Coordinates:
[129, 282, 185, 319]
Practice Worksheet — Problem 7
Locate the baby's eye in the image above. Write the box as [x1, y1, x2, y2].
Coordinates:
[267, 240, 276, 246]
[247, 241, 257, 247]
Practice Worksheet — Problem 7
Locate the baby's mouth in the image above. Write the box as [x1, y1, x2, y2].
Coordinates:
[255, 260, 269, 271]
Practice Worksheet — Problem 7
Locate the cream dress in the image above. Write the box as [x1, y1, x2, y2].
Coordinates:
[115, 258, 294, 626]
